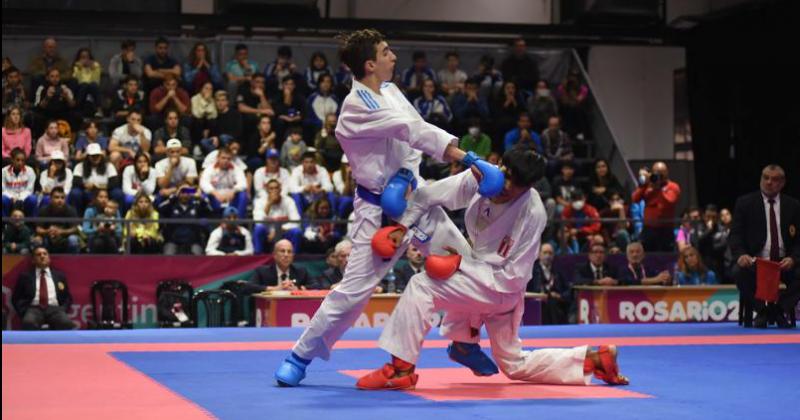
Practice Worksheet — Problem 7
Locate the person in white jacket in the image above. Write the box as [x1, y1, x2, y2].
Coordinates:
[357, 149, 629, 390]
[252, 179, 303, 253]
[2, 147, 38, 216]
[205, 206, 253, 256]
[200, 145, 248, 217]
[275, 29, 503, 387]
[288, 149, 333, 212]
[38, 150, 73, 208]
[121, 151, 157, 212]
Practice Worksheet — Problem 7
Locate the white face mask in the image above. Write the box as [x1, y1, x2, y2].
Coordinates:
[536, 88, 550, 97]
[572, 200, 585, 211]
[638, 175, 647, 185]
[468, 127, 480, 137]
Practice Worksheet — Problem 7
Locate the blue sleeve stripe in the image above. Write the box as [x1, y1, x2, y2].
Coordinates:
[356, 90, 380, 110]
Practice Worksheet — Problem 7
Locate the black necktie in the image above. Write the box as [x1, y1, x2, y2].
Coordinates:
[280, 273, 288, 282]
[768, 199, 780, 261]
[594, 266, 602, 280]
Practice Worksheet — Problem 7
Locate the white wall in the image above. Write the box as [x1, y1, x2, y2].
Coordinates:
[322, 0, 552, 24]
[587, 46, 686, 160]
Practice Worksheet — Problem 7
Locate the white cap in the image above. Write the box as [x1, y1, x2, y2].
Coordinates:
[166, 138, 182, 149]
[50, 150, 66, 161]
[341, 154, 348, 164]
[86, 143, 103, 155]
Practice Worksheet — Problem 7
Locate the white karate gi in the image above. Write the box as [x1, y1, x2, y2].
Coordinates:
[292, 80, 456, 360]
[379, 170, 590, 385]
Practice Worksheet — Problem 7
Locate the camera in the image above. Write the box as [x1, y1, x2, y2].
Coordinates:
[649, 173, 663, 183]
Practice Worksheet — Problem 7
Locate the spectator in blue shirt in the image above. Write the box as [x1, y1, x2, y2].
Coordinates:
[304, 51, 333, 93]
[503, 112, 542, 152]
[675, 246, 718, 285]
[413, 79, 452, 128]
[182, 42, 223, 95]
[224, 43, 259, 97]
[73, 120, 109, 162]
[451, 76, 490, 124]
[401, 50, 437, 98]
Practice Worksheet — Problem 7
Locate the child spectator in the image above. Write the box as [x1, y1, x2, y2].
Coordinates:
[81, 189, 121, 254]
[280, 127, 307, 170]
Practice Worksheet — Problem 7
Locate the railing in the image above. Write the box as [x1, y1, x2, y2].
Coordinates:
[2, 215, 684, 255]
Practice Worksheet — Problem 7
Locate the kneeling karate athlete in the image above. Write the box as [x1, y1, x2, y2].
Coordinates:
[359, 149, 630, 390]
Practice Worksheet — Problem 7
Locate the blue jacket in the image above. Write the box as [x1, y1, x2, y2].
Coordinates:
[504, 128, 542, 153]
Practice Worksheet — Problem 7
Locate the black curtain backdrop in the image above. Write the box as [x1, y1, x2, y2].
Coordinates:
[686, 0, 800, 209]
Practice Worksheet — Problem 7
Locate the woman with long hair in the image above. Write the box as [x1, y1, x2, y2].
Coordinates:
[304, 51, 333, 92]
[2, 106, 32, 166]
[125, 192, 163, 254]
[74, 120, 109, 162]
[300, 197, 339, 254]
[70, 146, 122, 213]
[34, 120, 69, 169]
[121, 151, 157, 213]
[675, 246, 718, 285]
[39, 150, 73, 208]
[587, 158, 623, 211]
[183, 42, 223, 95]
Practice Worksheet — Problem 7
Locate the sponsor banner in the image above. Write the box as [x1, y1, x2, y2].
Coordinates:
[254, 295, 543, 327]
[577, 286, 740, 324]
[2, 255, 271, 329]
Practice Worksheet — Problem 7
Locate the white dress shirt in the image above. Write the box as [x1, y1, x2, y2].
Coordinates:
[31, 267, 59, 307]
[760, 193, 785, 259]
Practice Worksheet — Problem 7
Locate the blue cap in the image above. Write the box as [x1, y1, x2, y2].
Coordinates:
[223, 206, 239, 218]
[266, 148, 279, 159]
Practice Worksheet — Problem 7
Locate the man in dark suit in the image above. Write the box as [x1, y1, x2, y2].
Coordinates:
[246, 239, 311, 292]
[12, 246, 76, 330]
[572, 242, 620, 287]
[313, 240, 352, 290]
[730, 165, 800, 328]
[528, 243, 570, 324]
[386, 244, 425, 294]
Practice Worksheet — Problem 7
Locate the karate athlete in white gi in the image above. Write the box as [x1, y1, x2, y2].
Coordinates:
[357, 149, 629, 390]
[274, 29, 505, 387]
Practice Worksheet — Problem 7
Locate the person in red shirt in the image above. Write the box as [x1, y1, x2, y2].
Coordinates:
[632, 161, 681, 252]
[561, 189, 601, 247]
[148, 74, 190, 125]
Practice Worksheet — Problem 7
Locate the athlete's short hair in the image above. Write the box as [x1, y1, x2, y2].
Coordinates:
[337, 29, 385, 80]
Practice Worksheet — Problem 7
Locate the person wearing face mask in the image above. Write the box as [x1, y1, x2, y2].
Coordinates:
[561, 190, 601, 248]
[676, 207, 702, 252]
[458, 118, 491, 159]
[632, 161, 681, 252]
[527, 80, 558, 132]
[528, 243, 569, 324]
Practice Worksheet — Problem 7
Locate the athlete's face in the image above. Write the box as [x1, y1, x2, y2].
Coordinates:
[371, 41, 396, 82]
